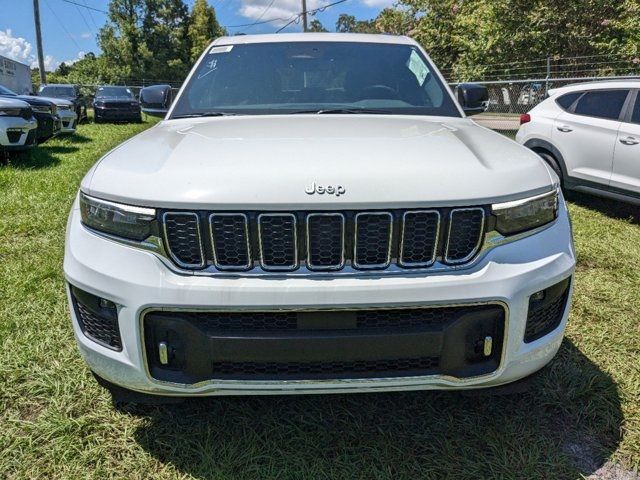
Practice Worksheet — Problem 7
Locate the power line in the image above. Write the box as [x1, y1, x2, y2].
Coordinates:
[276, 0, 348, 33]
[81, 0, 101, 30]
[227, 0, 348, 31]
[61, 0, 107, 14]
[241, 0, 278, 33]
[45, 0, 83, 51]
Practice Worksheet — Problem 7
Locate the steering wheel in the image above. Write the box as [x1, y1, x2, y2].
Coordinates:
[361, 84, 398, 99]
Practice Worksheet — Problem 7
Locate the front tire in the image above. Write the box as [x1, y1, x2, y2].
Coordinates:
[536, 151, 563, 185]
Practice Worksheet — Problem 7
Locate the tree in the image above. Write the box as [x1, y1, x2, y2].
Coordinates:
[335, 14, 377, 33]
[98, 0, 192, 82]
[309, 19, 328, 32]
[188, 0, 226, 61]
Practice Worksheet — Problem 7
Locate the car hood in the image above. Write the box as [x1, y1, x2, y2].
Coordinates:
[37, 95, 73, 107]
[84, 115, 554, 209]
[11, 94, 54, 107]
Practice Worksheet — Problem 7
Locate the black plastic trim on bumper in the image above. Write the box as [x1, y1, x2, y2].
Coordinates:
[143, 304, 506, 384]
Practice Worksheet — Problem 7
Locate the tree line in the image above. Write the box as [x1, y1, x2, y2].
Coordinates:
[42, 0, 225, 87]
[41, 0, 640, 87]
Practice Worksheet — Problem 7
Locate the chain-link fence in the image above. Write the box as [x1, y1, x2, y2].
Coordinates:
[454, 75, 640, 137]
[446, 53, 640, 137]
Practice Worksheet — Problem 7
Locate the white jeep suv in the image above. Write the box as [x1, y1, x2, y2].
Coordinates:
[517, 80, 640, 203]
[64, 34, 575, 402]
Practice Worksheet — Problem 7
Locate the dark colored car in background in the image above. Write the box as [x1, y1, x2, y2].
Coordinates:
[38, 84, 88, 122]
[93, 86, 142, 123]
[0, 84, 61, 143]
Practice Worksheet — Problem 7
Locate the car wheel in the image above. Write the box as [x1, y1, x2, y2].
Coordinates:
[536, 151, 563, 185]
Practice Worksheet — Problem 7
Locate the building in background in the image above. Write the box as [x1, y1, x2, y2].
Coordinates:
[0, 55, 33, 95]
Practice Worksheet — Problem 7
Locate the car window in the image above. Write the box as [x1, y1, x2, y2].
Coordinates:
[632, 94, 640, 124]
[171, 41, 460, 118]
[573, 89, 629, 120]
[555, 92, 582, 111]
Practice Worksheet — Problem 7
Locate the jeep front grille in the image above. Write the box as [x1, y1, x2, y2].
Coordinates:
[161, 208, 486, 273]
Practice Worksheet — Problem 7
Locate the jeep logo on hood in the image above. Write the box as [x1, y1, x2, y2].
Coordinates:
[305, 182, 346, 197]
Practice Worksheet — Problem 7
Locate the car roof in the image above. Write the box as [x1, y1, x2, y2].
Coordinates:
[0, 96, 30, 107]
[211, 32, 415, 47]
[549, 79, 640, 96]
[41, 84, 76, 87]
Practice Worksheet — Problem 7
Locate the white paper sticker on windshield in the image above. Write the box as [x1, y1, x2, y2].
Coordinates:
[209, 45, 233, 54]
[406, 50, 429, 86]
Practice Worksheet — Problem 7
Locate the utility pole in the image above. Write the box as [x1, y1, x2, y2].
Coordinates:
[33, 0, 46, 84]
[301, 0, 308, 32]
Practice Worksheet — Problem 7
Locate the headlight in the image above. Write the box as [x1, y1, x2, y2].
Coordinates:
[57, 104, 71, 111]
[0, 108, 22, 116]
[32, 105, 52, 114]
[79, 192, 156, 241]
[492, 189, 558, 236]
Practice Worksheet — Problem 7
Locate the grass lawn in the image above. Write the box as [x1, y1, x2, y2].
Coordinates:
[1, 121, 639, 479]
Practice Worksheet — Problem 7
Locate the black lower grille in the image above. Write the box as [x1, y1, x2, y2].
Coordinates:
[144, 304, 505, 383]
[70, 286, 122, 350]
[6, 130, 22, 143]
[524, 278, 571, 343]
[211, 357, 440, 379]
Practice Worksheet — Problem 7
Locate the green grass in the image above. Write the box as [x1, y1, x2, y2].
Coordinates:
[1, 122, 639, 479]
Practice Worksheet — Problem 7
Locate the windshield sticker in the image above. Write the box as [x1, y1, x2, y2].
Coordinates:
[406, 50, 429, 86]
[209, 45, 233, 54]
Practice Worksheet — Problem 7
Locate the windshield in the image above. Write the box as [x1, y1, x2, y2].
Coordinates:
[39, 86, 75, 96]
[170, 41, 460, 118]
[96, 87, 134, 98]
[0, 85, 17, 96]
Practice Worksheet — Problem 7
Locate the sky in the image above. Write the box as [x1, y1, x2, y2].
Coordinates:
[0, 0, 393, 71]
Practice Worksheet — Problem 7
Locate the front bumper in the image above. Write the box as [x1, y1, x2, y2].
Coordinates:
[94, 106, 141, 121]
[57, 109, 78, 133]
[64, 199, 575, 396]
[0, 116, 38, 150]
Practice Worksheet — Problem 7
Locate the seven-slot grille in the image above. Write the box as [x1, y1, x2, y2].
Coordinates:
[161, 208, 486, 273]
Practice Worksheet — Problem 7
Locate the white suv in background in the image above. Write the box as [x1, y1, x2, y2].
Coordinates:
[517, 81, 640, 203]
[0, 97, 38, 153]
[65, 34, 575, 403]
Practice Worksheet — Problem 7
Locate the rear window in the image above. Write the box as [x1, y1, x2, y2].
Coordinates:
[632, 95, 640, 124]
[573, 89, 629, 120]
[555, 92, 581, 111]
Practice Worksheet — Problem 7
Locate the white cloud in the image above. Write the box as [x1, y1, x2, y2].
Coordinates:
[1, 29, 87, 72]
[360, 0, 396, 8]
[238, 0, 328, 27]
[80, 32, 92, 39]
[0, 29, 33, 64]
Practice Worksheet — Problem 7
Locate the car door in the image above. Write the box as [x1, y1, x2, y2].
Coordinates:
[552, 89, 630, 186]
[611, 90, 640, 194]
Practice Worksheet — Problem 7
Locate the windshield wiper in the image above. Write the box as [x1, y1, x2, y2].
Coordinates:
[172, 111, 241, 119]
[290, 108, 393, 115]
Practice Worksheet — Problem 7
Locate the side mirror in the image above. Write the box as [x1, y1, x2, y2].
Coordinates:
[139, 84, 173, 118]
[455, 83, 489, 116]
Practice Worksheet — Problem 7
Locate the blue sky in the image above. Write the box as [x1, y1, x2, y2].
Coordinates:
[0, 0, 392, 70]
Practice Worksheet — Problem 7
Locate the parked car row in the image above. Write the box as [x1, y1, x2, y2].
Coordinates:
[1, 83, 146, 155]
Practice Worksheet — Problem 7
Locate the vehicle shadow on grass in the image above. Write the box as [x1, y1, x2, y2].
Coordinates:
[133, 340, 622, 479]
[2, 145, 78, 170]
[566, 190, 639, 225]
